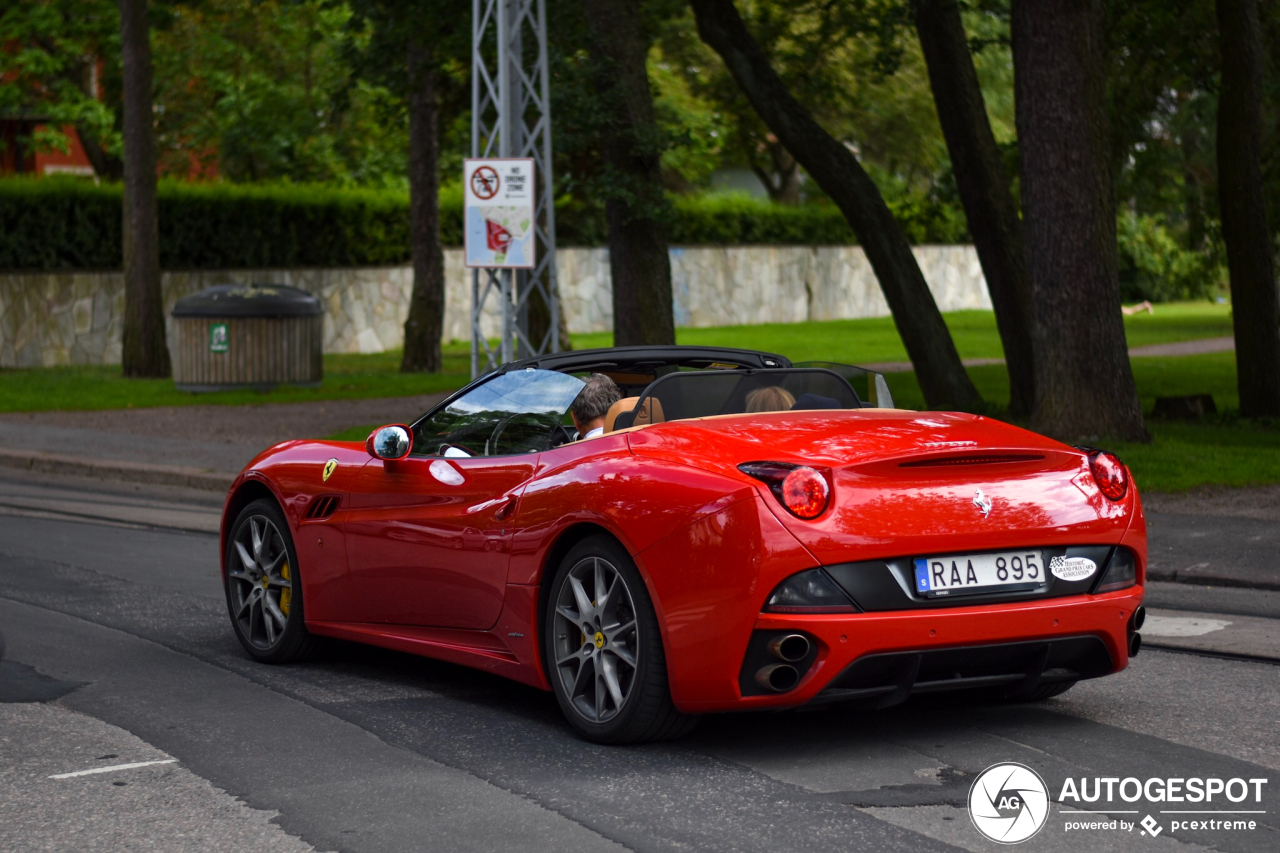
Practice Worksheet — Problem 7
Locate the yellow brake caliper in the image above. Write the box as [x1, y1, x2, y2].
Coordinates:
[279, 562, 292, 617]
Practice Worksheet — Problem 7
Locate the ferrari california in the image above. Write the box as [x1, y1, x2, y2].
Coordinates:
[221, 346, 1146, 743]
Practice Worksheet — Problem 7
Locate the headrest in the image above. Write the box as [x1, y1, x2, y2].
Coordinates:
[613, 397, 666, 431]
[634, 397, 664, 425]
[604, 396, 639, 433]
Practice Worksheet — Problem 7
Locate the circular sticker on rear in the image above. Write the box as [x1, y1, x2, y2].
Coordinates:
[1050, 555, 1097, 581]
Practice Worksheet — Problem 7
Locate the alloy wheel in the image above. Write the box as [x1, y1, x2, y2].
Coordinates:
[228, 515, 293, 650]
[551, 556, 639, 723]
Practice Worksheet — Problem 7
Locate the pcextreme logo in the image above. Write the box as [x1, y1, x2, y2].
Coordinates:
[968, 763, 1050, 844]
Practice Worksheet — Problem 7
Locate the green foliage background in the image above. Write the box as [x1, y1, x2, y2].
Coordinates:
[0, 179, 979, 270]
[4, 0, 1271, 299]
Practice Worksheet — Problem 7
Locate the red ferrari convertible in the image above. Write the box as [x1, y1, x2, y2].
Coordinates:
[221, 346, 1146, 743]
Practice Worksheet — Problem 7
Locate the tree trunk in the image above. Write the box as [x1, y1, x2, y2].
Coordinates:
[119, 0, 170, 378]
[691, 0, 981, 411]
[1012, 0, 1147, 442]
[77, 124, 123, 181]
[401, 36, 445, 374]
[1216, 0, 1280, 416]
[583, 0, 675, 347]
[751, 139, 802, 205]
[913, 0, 1035, 417]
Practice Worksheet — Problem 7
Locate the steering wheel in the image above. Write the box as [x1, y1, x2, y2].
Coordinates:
[549, 422, 575, 447]
[487, 413, 561, 456]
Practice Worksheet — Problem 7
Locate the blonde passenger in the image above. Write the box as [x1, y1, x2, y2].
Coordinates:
[745, 386, 795, 413]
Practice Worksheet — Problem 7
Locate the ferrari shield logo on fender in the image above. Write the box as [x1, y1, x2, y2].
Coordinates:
[322, 458, 338, 482]
[973, 489, 992, 518]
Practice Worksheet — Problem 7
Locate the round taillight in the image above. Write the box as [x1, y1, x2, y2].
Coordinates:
[781, 467, 830, 519]
[1090, 451, 1128, 501]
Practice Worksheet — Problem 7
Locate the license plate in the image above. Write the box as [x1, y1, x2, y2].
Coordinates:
[914, 550, 1044, 597]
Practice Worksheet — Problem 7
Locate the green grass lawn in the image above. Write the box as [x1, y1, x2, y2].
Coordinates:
[2, 300, 1273, 492]
[0, 301, 1230, 413]
[573, 301, 1234, 362]
[0, 345, 473, 413]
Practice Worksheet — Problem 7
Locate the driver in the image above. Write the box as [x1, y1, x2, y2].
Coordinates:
[570, 374, 622, 441]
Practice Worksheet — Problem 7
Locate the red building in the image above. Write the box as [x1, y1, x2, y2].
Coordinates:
[0, 117, 98, 177]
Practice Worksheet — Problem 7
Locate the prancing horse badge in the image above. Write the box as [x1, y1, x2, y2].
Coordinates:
[973, 488, 992, 518]
[322, 458, 338, 482]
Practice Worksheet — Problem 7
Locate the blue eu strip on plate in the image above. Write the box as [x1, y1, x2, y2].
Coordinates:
[914, 558, 930, 592]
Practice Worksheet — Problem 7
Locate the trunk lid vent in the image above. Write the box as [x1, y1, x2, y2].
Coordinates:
[898, 453, 1046, 468]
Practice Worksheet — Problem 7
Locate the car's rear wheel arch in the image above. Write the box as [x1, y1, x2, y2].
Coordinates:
[538, 529, 695, 742]
[534, 523, 669, 688]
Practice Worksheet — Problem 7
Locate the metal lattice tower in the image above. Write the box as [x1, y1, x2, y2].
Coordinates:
[471, 0, 560, 377]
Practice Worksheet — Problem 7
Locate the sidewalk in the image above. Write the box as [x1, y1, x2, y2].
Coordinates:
[0, 392, 450, 492]
[863, 335, 1235, 373]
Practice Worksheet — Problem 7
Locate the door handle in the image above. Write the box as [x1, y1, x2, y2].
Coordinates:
[494, 495, 518, 521]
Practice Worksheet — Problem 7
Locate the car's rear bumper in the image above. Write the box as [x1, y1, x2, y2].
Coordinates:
[675, 586, 1143, 713]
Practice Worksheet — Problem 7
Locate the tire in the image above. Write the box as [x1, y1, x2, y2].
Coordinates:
[544, 534, 697, 744]
[224, 498, 321, 663]
[1005, 680, 1077, 703]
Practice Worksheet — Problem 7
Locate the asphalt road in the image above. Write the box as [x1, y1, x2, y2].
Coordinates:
[1, 475, 1277, 853]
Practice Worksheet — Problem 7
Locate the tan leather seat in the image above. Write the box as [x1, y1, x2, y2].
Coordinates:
[632, 397, 665, 426]
[604, 397, 639, 433]
[603, 396, 666, 432]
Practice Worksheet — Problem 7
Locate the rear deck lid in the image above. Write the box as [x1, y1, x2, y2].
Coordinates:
[628, 410, 1135, 564]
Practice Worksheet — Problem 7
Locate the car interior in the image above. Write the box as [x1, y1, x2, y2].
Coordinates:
[408, 348, 892, 458]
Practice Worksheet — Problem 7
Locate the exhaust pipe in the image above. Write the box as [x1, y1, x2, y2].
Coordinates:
[768, 633, 811, 663]
[755, 663, 800, 692]
[1129, 632, 1141, 658]
[1131, 605, 1146, 632]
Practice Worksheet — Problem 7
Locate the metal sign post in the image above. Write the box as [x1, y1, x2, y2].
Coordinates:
[470, 0, 560, 377]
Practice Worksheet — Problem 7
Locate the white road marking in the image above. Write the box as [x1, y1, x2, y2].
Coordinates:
[50, 759, 176, 779]
[1142, 615, 1232, 637]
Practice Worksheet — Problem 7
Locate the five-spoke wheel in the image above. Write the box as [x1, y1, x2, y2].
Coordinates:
[228, 513, 293, 650]
[545, 534, 696, 743]
[551, 555, 640, 723]
[225, 498, 319, 663]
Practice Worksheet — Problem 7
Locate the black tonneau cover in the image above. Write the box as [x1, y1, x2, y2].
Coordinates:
[506, 345, 790, 374]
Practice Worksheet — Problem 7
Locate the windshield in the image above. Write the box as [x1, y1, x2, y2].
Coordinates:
[412, 369, 584, 457]
[623, 368, 862, 427]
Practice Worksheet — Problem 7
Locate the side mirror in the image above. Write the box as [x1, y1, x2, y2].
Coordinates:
[366, 424, 413, 461]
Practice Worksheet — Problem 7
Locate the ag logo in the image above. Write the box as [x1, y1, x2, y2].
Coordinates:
[968, 762, 1050, 844]
[322, 458, 338, 482]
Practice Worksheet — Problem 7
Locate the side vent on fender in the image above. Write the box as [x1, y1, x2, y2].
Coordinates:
[305, 495, 341, 520]
[899, 454, 1044, 468]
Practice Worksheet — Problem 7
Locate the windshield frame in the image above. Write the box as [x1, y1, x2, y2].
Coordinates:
[409, 367, 585, 457]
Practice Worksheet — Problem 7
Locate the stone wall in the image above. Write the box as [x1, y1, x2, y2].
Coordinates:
[0, 245, 989, 367]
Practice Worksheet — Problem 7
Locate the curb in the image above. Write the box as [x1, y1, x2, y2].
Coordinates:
[0, 447, 234, 493]
[1147, 566, 1280, 593]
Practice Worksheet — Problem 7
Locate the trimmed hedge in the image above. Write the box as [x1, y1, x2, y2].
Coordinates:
[667, 194, 855, 244]
[0, 178, 967, 272]
[0, 179, 416, 271]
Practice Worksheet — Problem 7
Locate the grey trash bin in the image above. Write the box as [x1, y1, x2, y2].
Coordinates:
[171, 283, 323, 391]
